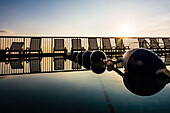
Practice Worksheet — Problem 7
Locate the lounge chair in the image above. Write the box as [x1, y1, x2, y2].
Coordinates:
[149, 38, 161, 49]
[25, 38, 42, 54]
[88, 38, 99, 51]
[54, 39, 67, 53]
[10, 60, 23, 69]
[6, 42, 24, 54]
[102, 38, 114, 52]
[71, 39, 85, 52]
[54, 58, 64, 70]
[115, 38, 129, 50]
[30, 59, 41, 73]
[138, 38, 150, 49]
[162, 38, 170, 49]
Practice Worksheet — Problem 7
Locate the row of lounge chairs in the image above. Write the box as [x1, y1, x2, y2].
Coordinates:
[5, 38, 42, 55]
[5, 38, 170, 55]
[138, 38, 170, 49]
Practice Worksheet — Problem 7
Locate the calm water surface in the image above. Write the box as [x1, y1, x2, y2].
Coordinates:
[0, 69, 169, 113]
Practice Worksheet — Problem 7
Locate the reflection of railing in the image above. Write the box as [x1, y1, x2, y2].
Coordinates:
[0, 57, 87, 76]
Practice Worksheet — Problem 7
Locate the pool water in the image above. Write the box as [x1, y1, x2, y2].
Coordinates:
[0, 69, 169, 113]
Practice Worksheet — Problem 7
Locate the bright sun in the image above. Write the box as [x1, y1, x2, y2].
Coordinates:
[118, 25, 134, 37]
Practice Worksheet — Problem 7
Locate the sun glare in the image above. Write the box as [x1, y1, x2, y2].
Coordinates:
[118, 25, 135, 37]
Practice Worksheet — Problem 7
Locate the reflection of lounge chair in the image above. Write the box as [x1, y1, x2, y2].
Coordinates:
[115, 38, 129, 50]
[30, 59, 41, 73]
[25, 38, 42, 54]
[115, 56, 123, 68]
[72, 62, 81, 69]
[165, 54, 170, 65]
[54, 39, 67, 53]
[162, 38, 170, 49]
[102, 38, 113, 51]
[71, 39, 85, 52]
[54, 58, 64, 70]
[6, 42, 24, 54]
[88, 38, 99, 51]
[138, 38, 150, 49]
[10, 60, 23, 69]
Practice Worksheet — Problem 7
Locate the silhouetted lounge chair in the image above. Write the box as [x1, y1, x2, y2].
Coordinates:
[149, 38, 161, 49]
[54, 39, 67, 53]
[25, 38, 42, 54]
[138, 38, 150, 49]
[6, 42, 24, 54]
[162, 38, 170, 49]
[71, 39, 85, 52]
[115, 38, 129, 50]
[10, 60, 23, 69]
[30, 59, 41, 73]
[54, 58, 64, 70]
[102, 38, 113, 52]
[88, 38, 99, 51]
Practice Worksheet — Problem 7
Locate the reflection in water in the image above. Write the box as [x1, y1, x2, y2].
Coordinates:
[30, 59, 41, 73]
[123, 72, 166, 96]
[0, 48, 170, 97]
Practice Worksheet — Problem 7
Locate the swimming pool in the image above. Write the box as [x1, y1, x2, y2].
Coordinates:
[0, 65, 169, 113]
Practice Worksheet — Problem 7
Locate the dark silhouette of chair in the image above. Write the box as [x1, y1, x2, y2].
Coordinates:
[25, 38, 42, 54]
[149, 38, 161, 49]
[6, 42, 24, 55]
[30, 59, 41, 73]
[102, 38, 114, 52]
[54, 58, 64, 70]
[10, 60, 23, 69]
[115, 38, 129, 50]
[88, 38, 99, 51]
[71, 39, 85, 52]
[138, 38, 150, 49]
[54, 39, 67, 53]
[162, 38, 170, 49]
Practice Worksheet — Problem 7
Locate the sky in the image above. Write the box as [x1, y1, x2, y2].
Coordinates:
[0, 0, 170, 36]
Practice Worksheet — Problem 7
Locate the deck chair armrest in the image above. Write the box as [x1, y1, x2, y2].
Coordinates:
[5, 47, 9, 51]
[26, 47, 30, 51]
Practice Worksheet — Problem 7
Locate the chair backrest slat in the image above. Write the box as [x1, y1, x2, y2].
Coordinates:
[54, 58, 64, 70]
[162, 38, 170, 49]
[102, 38, 111, 49]
[88, 38, 98, 50]
[30, 59, 41, 73]
[138, 38, 149, 48]
[115, 38, 125, 49]
[10, 42, 24, 51]
[10, 60, 23, 69]
[30, 38, 41, 50]
[72, 39, 81, 50]
[54, 39, 64, 51]
[149, 38, 160, 48]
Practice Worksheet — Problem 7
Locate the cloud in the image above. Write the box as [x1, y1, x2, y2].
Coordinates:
[0, 30, 11, 33]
